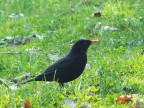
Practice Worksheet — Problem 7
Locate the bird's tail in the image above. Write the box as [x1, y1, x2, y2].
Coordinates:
[16, 78, 35, 86]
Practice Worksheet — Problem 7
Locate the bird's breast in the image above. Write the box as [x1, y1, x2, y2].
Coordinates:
[51, 53, 87, 83]
[73, 54, 87, 74]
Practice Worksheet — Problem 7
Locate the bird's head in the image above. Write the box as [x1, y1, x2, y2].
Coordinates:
[70, 39, 98, 54]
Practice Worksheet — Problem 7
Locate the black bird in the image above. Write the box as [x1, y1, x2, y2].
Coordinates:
[18, 39, 98, 86]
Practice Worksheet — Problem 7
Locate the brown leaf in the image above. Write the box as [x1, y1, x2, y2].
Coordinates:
[116, 95, 133, 104]
[23, 99, 30, 108]
[92, 12, 101, 17]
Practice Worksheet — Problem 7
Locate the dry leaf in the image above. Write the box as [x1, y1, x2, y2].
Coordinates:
[94, 22, 101, 29]
[0, 34, 43, 46]
[101, 26, 119, 31]
[92, 12, 101, 17]
[9, 84, 18, 90]
[22, 35, 35, 45]
[23, 99, 30, 108]
[9, 13, 24, 18]
[64, 98, 76, 108]
[116, 95, 133, 104]
[49, 54, 59, 61]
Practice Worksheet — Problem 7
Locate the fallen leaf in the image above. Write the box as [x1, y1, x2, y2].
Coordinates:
[116, 95, 133, 104]
[35, 34, 44, 40]
[9, 84, 18, 90]
[22, 35, 35, 45]
[23, 99, 30, 108]
[94, 22, 101, 29]
[101, 26, 119, 31]
[49, 54, 59, 61]
[92, 12, 101, 17]
[64, 98, 76, 108]
[0, 34, 43, 46]
[9, 13, 24, 18]
[86, 63, 91, 69]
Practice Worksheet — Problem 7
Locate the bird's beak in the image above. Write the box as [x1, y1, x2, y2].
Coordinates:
[90, 40, 99, 44]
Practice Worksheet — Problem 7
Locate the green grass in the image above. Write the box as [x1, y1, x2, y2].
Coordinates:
[0, 0, 144, 107]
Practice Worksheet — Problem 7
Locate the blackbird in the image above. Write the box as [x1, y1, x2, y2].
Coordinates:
[18, 39, 98, 86]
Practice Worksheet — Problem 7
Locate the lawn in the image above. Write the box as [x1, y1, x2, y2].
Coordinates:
[0, 0, 144, 107]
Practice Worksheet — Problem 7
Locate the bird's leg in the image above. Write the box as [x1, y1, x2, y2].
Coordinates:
[59, 83, 64, 88]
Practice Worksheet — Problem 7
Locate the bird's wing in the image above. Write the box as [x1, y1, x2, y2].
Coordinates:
[35, 56, 77, 81]
[44, 56, 76, 74]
